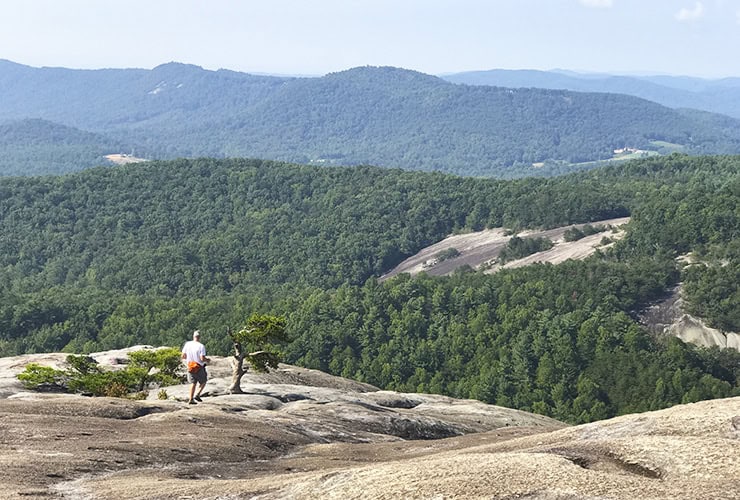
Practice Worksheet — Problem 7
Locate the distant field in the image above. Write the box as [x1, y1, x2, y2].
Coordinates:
[562, 149, 660, 170]
[612, 150, 659, 161]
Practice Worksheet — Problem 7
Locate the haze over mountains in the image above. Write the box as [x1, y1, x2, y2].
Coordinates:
[3, 59, 740, 177]
[443, 68, 740, 119]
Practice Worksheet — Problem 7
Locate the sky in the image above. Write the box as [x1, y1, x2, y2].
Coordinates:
[1, 0, 739, 78]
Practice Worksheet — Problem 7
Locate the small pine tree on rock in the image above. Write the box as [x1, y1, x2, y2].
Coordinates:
[228, 314, 288, 394]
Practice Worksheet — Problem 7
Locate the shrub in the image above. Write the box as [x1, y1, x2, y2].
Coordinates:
[564, 224, 607, 242]
[17, 363, 67, 391]
[17, 348, 184, 398]
[103, 381, 130, 398]
[498, 236, 554, 264]
[434, 247, 461, 262]
[66, 355, 101, 375]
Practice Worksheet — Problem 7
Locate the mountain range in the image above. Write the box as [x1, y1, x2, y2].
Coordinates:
[443, 68, 740, 119]
[3, 59, 740, 176]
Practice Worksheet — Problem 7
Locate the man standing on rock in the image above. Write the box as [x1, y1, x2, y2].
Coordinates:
[182, 330, 210, 405]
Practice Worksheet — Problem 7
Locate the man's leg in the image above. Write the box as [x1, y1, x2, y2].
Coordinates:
[195, 368, 207, 400]
[189, 382, 197, 403]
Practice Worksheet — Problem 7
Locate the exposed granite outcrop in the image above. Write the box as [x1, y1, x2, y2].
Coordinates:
[1, 348, 738, 499]
[638, 285, 740, 351]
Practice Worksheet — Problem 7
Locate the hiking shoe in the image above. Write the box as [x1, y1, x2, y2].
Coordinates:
[188, 399, 197, 405]
[194, 396, 202, 402]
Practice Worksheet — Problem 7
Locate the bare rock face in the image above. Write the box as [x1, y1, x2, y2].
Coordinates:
[0, 348, 561, 499]
[0, 352, 69, 398]
[1, 348, 738, 499]
[381, 217, 630, 279]
[639, 285, 740, 351]
[78, 397, 740, 500]
[669, 314, 740, 350]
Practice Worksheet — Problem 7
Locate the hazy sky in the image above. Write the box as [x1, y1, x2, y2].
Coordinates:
[1, 0, 739, 77]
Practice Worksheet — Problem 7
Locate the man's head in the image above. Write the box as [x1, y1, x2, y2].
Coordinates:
[193, 330, 201, 341]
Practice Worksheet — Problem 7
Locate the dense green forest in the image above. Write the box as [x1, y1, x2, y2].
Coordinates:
[3, 60, 740, 176]
[286, 263, 737, 423]
[0, 119, 121, 176]
[683, 240, 740, 333]
[0, 154, 737, 423]
[0, 157, 633, 295]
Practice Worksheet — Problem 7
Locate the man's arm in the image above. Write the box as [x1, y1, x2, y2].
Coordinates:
[199, 345, 209, 364]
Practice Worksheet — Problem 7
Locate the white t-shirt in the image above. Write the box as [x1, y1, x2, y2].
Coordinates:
[182, 340, 206, 366]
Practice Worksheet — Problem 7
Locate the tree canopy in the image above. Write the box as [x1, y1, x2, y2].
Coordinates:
[0, 153, 738, 423]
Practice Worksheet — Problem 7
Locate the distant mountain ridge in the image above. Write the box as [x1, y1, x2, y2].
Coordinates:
[4, 60, 740, 176]
[443, 68, 740, 119]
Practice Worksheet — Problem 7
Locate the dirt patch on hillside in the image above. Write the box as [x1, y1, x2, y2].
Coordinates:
[104, 153, 149, 165]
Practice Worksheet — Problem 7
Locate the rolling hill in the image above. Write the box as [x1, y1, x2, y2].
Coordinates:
[0, 118, 122, 175]
[381, 216, 740, 352]
[4, 60, 740, 176]
[443, 68, 740, 119]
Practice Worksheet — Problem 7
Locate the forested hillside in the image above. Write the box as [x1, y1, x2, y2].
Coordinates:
[0, 157, 631, 295]
[0, 154, 737, 423]
[4, 60, 740, 176]
[0, 119, 121, 176]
